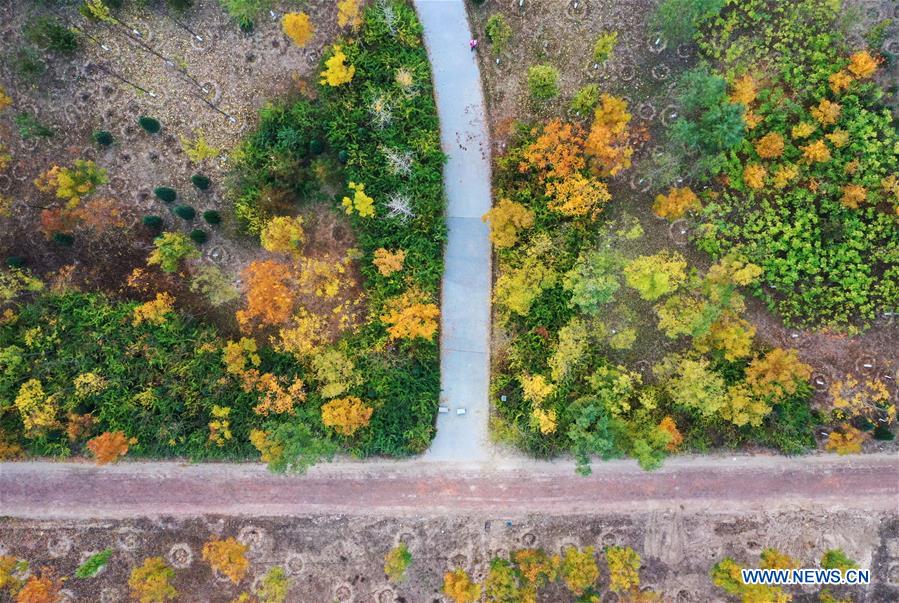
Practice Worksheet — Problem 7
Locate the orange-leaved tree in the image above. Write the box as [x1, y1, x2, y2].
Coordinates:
[519, 119, 586, 181]
[585, 94, 633, 176]
[86, 431, 133, 465]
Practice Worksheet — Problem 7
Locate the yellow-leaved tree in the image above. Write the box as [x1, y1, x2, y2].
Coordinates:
[652, 186, 700, 220]
[202, 537, 249, 584]
[321, 396, 373, 436]
[129, 557, 177, 603]
[546, 173, 611, 220]
[482, 198, 534, 249]
[282, 12, 314, 47]
[260, 216, 305, 255]
[443, 569, 481, 603]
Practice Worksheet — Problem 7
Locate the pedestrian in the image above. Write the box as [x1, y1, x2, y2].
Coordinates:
[469, 38, 478, 51]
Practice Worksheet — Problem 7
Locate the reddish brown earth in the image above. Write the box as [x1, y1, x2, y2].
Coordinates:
[2, 454, 896, 519]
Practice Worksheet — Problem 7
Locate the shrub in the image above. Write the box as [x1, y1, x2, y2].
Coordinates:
[93, 130, 114, 146]
[593, 31, 618, 63]
[309, 138, 324, 155]
[24, 16, 79, 54]
[129, 557, 177, 603]
[191, 174, 211, 190]
[148, 231, 199, 272]
[153, 187, 177, 203]
[86, 431, 131, 464]
[138, 116, 161, 134]
[75, 549, 112, 579]
[52, 232, 74, 246]
[203, 210, 221, 225]
[11, 46, 46, 83]
[527, 64, 560, 100]
[174, 205, 196, 220]
[189, 229, 208, 244]
[384, 543, 412, 583]
[570, 84, 600, 115]
[14, 112, 54, 139]
[142, 215, 164, 230]
[653, 0, 724, 44]
[485, 14, 512, 55]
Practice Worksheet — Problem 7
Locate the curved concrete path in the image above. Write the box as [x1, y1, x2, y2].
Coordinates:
[415, 0, 493, 461]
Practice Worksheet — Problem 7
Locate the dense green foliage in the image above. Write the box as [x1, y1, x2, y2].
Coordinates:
[75, 549, 112, 579]
[663, 0, 899, 329]
[1, 1, 445, 467]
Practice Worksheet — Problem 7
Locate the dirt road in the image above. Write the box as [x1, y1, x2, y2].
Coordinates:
[3, 453, 896, 519]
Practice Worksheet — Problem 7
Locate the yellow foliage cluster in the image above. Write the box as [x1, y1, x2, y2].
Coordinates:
[276, 309, 328, 360]
[482, 198, 535, 249]
[203, 537, 249, 584]
[742, 163, 767, 190]
[519, 374, 554, 404]
[33, 160, 107, 208]
[585, 94, 633, 176]
[754, 132, 784, 159]
[530, 406, 558, 435]
[260, 216, 305, 255]
[15, 379, 57, 435]
[249, 429, 283, 464]
[720, 383, 771, 427]
[545, 173, 611, 220]
[559, 546, 599, 595]
[321, 45, 355, 87]
[826, 424, 867, 455]
[310, 348, 361, 398]
[801, 139, 831, 163]
[132, 292, 175, 326]
[519, 119, 586, 181]
[222, 337, 306, 415]
[728, 73, 757, 106]
[0, 86, 11, 112]
[296, 255, 353, 299]
[337, 0, 363, 30]
[129, 558, 177, 603]
[695, 314, 757, 361]
[282, 12, 314, 47]
[848, 50, 879, 78]
[605, 546, 641, 593]
[653, 186, 700, 220]
[810, 99, 841, 126]
[179, 132, 219, 163]
[826, 129, 849, 148]
[321, 396, 373, 436]
[86, 431, 134, 465]
[73, 372, 107, 398]
[791, 122, 816, 139]
[381, 289, 439, 341]
[772, 164, 799, 189]
[223, 337, 261, 375]
[829, 376, 892, 421]
[744, 348, 812, 399]
[442, 569, 481, 603]
[208, 405, 233, 447]
[341, 181, 374, 217]
[372, 248, 406, 276]
[840, 184, 867, 209]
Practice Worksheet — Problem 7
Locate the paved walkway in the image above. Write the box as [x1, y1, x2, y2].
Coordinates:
[415, 0, 493, 461]
[2, 454, 896, 518]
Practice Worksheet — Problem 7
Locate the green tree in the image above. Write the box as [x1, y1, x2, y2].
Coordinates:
[527, 65, 560, 101]
[384, 543, 412, 583]
[623, 251, 687, 301]
[562, 249, 621, 313]
[485, 15, 512, 55]
[147, 232, 199, 273]
[484, 557, 523, 603]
